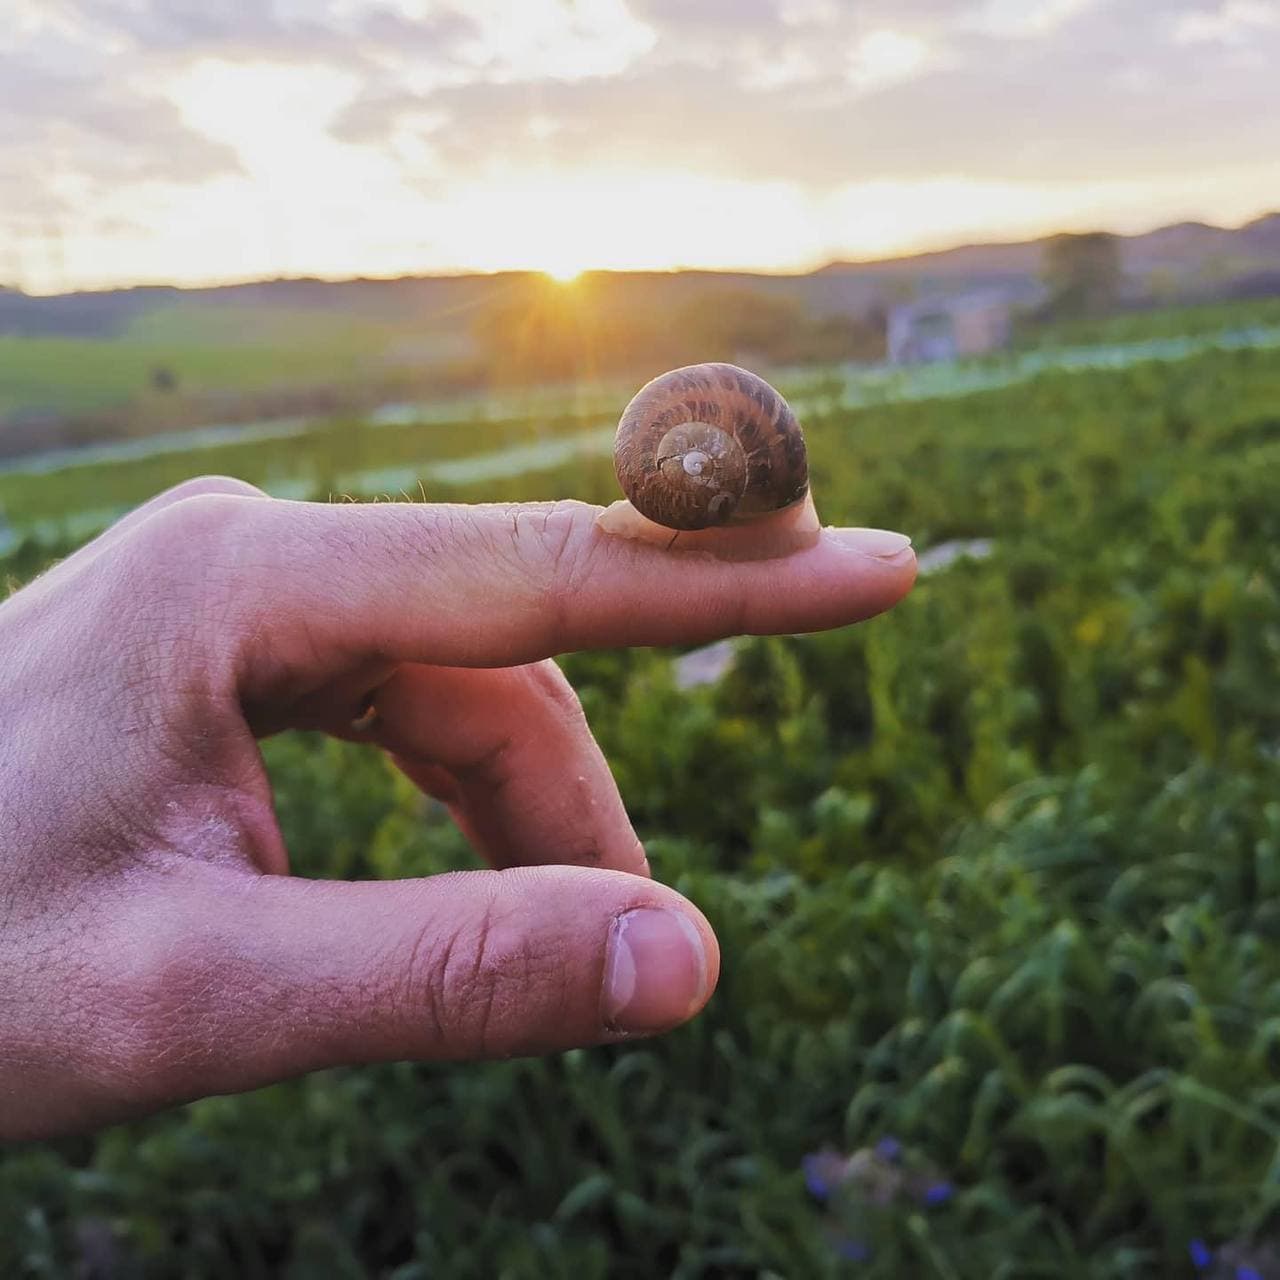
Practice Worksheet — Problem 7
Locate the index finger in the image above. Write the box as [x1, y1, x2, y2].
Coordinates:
[159, 494, 915, 681]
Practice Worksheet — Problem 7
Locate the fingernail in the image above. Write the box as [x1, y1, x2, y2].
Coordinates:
[602, 908, 709, 1033]
[828, 527, 913, 559]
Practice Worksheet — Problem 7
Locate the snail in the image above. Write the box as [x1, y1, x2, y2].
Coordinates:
[611, 363, 809, 532]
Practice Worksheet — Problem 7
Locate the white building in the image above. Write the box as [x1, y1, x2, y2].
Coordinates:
[887, 291, 1014, 364]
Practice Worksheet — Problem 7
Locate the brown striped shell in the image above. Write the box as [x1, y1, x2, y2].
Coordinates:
[613, 363, 809, 531]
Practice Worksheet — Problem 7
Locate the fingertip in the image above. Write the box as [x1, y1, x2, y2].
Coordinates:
[822, 527, 914, 560]
[819, 525, 917, 599]
[601, 903, 718, 1033]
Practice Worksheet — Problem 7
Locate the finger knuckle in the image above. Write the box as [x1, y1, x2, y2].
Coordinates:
[154, 489, 257, 540]
[406, 888, 562, 1058]
[154, 475, 266, 505]
[523, 659, 587, 726]
[517, 501, 597, 635]
[128, 492, 258, 592]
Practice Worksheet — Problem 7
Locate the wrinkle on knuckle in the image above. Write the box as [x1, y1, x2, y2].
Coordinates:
[531, 503, 597, 642]
[505, 501, 583, 575]
[468, 502, 599, 658]
[401, 891, 549, 1059]
[410, 920, 453, 1049]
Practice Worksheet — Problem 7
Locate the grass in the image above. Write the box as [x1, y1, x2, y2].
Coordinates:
[0, 306, 438, 417]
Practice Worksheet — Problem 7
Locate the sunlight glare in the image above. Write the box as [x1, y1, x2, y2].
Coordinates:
[543, 261, 584, 284]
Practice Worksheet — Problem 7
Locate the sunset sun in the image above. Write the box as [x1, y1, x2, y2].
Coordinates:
[541, 258, 585, 284]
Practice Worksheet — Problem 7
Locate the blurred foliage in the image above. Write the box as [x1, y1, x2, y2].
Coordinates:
[1019, 296, 1280, 351]
[4, 325, 1280, 1277]
[1041, 232, 1123, 321]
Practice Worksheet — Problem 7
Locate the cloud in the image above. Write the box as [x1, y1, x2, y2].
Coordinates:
[0, 50, 239, 225]
[324, 0, 1277, 192]
[1173, 0, 1278, 44]
[2, 0, 1279, 290]
[18, 0, 349, 58]
[965, 0, 1103, 38]
[846, 29, 933, 92]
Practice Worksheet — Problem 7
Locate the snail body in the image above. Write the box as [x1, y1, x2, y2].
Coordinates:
[613, 363, 808, 531]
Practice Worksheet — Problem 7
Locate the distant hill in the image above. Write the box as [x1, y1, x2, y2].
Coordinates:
[819, 211, 1280, 302]
[2, 211, 1277, 342]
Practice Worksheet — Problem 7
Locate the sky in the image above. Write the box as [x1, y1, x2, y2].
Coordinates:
[3, 0, 1279, 293]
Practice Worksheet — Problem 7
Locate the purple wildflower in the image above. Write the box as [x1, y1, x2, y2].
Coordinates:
[802, 1151, 846, 1201]
[1235, 1268, 1262, 1280]
[922, 1181, 953, 1207]
[1188, 1240, 1212, 1269]
[875, 1136, 902, 1162]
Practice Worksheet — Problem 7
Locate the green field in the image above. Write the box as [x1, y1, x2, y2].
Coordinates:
[3, 321, 1280, 1276]
[1017, 296, 1280, 349]
[0, 306, 410, 417]
[6, 293, 1280, 425]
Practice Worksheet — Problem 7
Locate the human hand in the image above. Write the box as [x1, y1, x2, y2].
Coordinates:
[0, 477, 915, 1139]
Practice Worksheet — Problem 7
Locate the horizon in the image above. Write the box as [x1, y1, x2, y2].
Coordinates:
[11, 206, 1279, 302]
[5, 1, 1280, 294]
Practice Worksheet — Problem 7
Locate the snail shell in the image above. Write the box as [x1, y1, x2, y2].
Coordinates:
[613, 363, 808, 531]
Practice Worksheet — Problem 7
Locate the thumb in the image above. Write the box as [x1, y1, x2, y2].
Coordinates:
[115, 865, 718, 1105]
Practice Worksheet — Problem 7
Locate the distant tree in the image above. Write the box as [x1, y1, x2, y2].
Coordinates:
[802, 310, 886, 363]
[1042, 232, 1122, 318]
[673, 290, 885, 366]
[150, 365, 179, 393]
[673, 289, 804, 363]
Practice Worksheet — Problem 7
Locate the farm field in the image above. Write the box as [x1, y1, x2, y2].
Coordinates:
[3, 323, 1280, 1277]
[4, 299, 1280, 553]
[0, 306, 407, 418]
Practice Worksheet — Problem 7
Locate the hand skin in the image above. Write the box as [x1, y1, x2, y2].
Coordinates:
[0, 477, 915, 1140]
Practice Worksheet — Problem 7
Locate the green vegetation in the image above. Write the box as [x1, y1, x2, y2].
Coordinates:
[0, 407, 612, 536]
[1039, 231, 1123, 320]
[3, 330, 1280, 1276]
[0, 311, 396, 418]
[1021, 296, 1280, 350]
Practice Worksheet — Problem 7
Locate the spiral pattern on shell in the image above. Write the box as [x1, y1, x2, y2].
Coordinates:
[613, 363, 809, 531]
